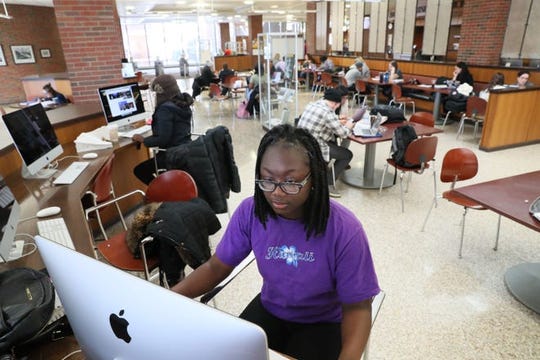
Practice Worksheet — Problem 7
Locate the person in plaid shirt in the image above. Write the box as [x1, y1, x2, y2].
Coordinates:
[297, 88, 354, 198]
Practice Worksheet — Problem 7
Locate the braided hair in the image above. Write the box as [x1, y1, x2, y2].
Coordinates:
[254, 124, 329, 239]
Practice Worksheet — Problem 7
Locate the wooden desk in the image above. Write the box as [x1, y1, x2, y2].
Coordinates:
[480, 86, 540, 151]
[454, 170, 540, 313]
[343, 122, 442, 189]
[401, 84, 450, 121]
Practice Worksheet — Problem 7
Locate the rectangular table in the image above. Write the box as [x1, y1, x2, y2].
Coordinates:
[454, 170, 540, 313]
[342, 122, 443, 189]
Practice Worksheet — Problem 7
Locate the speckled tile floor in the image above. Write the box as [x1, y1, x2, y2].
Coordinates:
[158, 80, 540, 359]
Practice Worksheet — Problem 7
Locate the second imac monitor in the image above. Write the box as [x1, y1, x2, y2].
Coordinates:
[2, 104, 63, 179]
[97, 82, 149, 130]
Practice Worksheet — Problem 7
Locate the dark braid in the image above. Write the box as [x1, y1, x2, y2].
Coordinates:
[254, 124, 329, 239]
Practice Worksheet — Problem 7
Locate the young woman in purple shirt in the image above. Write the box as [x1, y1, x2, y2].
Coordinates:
[172, 124, 380, 360]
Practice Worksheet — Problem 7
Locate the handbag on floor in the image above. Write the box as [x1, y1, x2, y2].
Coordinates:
[236, 101, 251, 119]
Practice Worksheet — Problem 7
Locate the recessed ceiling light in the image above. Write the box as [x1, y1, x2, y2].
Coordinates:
[244, 1, 254, 5]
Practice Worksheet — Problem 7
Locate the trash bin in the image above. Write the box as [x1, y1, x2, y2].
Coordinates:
[154, 60, 164, 76]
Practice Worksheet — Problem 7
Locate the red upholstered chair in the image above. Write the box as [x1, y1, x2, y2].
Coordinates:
[85, 170, 198, 281]
[421, 148, 501, 258]
[379, 136, 438, 213]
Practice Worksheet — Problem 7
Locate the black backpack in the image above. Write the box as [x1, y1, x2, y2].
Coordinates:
[391, 125, 418, 167]
[0, 268, 55, 354]
[370, 105, 406, 123]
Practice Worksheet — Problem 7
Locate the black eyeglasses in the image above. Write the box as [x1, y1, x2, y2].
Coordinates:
[255, 173, 311, 195]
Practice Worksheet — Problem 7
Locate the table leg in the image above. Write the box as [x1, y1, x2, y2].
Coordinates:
[504, 262, 540, 313]
[433, 92, 442, 121]
[341, 143, 394, 189]
[373, 84, 380, 107]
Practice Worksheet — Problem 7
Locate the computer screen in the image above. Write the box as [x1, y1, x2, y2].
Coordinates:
[2, 104, 63, 179]
[97, 82, 148, 130]
[0, 176, 20, 262]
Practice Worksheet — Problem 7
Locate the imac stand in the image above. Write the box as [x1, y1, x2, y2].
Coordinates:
[21, 164, 57, 180]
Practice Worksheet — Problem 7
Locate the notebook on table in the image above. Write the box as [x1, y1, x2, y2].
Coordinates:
[353, 112, 383, 137]
[34, 236, 287, 360]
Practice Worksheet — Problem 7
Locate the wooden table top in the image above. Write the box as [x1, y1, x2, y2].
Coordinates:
[454, 170, 540, 232]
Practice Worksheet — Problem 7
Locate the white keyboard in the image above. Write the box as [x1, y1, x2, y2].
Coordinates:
[118, 124, 152, 138]
[37, 217, 75, 250]
[53, 161, 90, 185]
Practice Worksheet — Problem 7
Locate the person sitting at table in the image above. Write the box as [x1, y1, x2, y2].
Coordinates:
[171, 123, 380, 360]
[349, 56, 371, 79]
[515, 70, 533, 88]
[192, 63, 219, 99]
[218, 63, 235, 97]
[382, 60, 403, 99]
[246, 63, 266, 116]
[132, 74, 194, 185]
[317, 55, 335, 73]
[452, 61, 474, 86]
[297, 88, 354, 198]
[344, 61, 367, 92]
[479, 72, 505, 101]
[42, 83, 69, 104]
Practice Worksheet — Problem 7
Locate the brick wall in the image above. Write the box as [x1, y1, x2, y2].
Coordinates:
[456, 0, 511, 66]
[53, 0, 125, 103]
[0, 5, 66, 104]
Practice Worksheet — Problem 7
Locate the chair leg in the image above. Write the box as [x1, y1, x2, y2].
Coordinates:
[456, 115, 466, 140]
[399, 171, 405, 213]
[458, 207, 469, 258]
[493, 215, 501, 251]
[404, 171, 413, 193]
[421, 196, 438, 231]
[378, 163, 389, 194]
[441, 111, 452, 128]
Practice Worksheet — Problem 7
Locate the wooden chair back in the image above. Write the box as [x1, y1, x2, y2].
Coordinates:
[209, 83, 221, 97]
[409, 112, 435, 127]
[355, 79, 368, 93]
[391, 83, 403, 99]
[91, 154, 115, 203]
[145, 169, 198, 203]
[440, 148, 479, 185]
[465, 96, 487, 118]
[403, 136, 438, 167]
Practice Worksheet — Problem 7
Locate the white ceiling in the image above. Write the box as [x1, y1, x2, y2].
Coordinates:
[5, 0, 313, 22]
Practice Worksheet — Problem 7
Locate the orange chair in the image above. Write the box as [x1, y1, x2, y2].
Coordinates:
[389, 84, 416, 116]
[85, 170, 198, 281]
[352, 79, 373, 107]
[82, 154, 126, 241]
[409, 111, 435, 128]
[456, 96, 487, 140]
[312, 72, 335, 98]
[209, 83, 227, 101]
[421, 148, 501, 258]
[379, 136, 438, 212]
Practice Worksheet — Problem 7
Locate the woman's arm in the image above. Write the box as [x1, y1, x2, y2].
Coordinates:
[171, 254, 234, 298]
[338, 299, 373, 360]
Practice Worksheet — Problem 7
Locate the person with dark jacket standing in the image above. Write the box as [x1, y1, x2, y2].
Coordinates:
[132, 74, 194, 185]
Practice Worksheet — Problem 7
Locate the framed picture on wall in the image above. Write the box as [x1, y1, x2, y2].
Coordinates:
[10, 45, 35, 64]
[0, 46, 6, 66]
[40, 48, 51, 58]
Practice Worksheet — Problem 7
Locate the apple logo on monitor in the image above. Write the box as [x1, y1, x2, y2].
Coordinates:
[109, 309, 132, 343]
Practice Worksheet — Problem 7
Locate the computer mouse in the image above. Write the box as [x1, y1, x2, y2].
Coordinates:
[82, 152, 98, 159]
[36, 206, 61, 218]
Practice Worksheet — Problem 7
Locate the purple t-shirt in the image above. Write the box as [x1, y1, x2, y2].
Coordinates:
[216, 197, 380, 323]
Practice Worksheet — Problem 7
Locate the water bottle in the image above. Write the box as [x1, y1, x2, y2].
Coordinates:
[383, 72, 389, 83]
[379, 73, 384, 83]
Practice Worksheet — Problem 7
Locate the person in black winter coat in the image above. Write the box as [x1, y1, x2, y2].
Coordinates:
[132, 74, 194, 185]
[192, 64, 219, 98]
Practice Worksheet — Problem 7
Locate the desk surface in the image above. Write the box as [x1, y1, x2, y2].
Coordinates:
[453, 170, 540, 232]
[349, 121, 443, 144]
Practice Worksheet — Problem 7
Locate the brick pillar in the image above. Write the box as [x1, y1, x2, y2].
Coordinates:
[248, 14, 263, 61]
[458, 0, 511, 66]
[305, 2, 316, 56]
[52, 0, 125, 103]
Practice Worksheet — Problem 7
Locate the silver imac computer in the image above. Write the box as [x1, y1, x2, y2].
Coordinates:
[97, 82, 150, 131]
[2, 104, 64, 179]
[0, 176, 21, 263]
